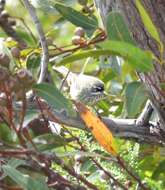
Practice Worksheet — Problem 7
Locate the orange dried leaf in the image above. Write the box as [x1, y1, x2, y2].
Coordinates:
[75, 102, 117, 156]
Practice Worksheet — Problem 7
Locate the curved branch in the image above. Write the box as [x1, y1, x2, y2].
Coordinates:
[23, 0, 49, 83]
[136, 100, 153, 126]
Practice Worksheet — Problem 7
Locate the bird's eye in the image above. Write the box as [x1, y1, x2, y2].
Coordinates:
[92, 85, 104, 92]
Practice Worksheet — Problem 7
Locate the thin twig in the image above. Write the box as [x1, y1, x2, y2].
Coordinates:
[2, 84, 17, 132]
[59, 69, 70, 91]
[116, 156, 151, 190]
[92, 159, 128, 190]
[23, 0, 49, 83]
[19, 92, 27, 131]
[49, 31, 106, 63]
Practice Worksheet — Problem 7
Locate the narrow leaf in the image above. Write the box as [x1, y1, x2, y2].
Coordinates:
[33, 83, 74, 115]
[58, 40, 153, 72]
[2, 165, 49, 190]
[75, 102, 117, 156]
[135, 0, 161, 45]
[26, 178, 50, 190]
[152, 160, 165, 179]
[106, 12, 135, 44]
[2, 165, 28, 189]
[125, 82, 147, 117]
[54, 3, 98, 31]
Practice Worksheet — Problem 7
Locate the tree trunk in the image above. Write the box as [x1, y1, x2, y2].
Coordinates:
[94, 0, 165, 135]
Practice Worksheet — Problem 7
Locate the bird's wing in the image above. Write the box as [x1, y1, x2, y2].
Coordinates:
[53, 66, 76, 86]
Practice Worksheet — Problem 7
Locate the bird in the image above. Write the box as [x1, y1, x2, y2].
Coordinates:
[53, 66, 107, 105]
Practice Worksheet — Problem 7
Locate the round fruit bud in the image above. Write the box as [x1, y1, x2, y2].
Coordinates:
[74, 27, 85, 37]
[99, 170, 109, 180]
[17, 69, 32, 81]
[0, 53, 10, 68]
[16, 69, 34, 88]
[72, 36, 86, 45]
[78, 0, 88, 6]
[11, 47, 20, 58]
[46, 37, 53, 46]
[74, 154, 85, 163]
[1, 10, 9, 19]
[7, 76, 20, 92]
[17, 69, 27, 79]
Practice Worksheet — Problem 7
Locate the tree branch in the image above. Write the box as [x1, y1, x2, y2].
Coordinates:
[136, 100, 153, 126]
[23, 0, 49, 83]
[46, 109, 165, 146]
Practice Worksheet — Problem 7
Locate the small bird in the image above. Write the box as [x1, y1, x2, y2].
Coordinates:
[53, 66, 107, 105]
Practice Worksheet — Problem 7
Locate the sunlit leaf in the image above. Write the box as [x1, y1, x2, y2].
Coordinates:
[106, 12, 134, 44]
[125, 81, 147, 117]
[135, 0, 162, 48]
[75, 102, 117, 156]
[100, 41, 153, 72]
[58, 40, 153, 72]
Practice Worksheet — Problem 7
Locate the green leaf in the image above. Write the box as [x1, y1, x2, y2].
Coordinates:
[135, 0, 161, 45]
[54, 3, 98, 31]
[8, 158, 26, 168]
[16, 29, 36, 46]
[125, 81, 147, 117]
[106, 12, 135, 44]
[34, 133, 72, 151]
[1, 158, 26, 180]
[152, 160, 165, 179]
[0, 123, 13, 142]
[33, 83, 74, 115]
[2, 165, 28, 189]
[26, 178, 50, 190]
[58, 40, 153, 72]
[2, 165, 49, 190]
[100, 41, 153, 72]
[26, 53, 41, 80]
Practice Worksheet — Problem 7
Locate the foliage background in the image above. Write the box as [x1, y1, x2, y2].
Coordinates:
[0, 0, 165, 189]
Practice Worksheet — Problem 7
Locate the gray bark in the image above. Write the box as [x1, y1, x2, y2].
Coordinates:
[94, 0, 165, 136]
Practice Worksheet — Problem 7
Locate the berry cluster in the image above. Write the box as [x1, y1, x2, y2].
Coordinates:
[72, 27, 86, 45]
[0, 49, 35, 106]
